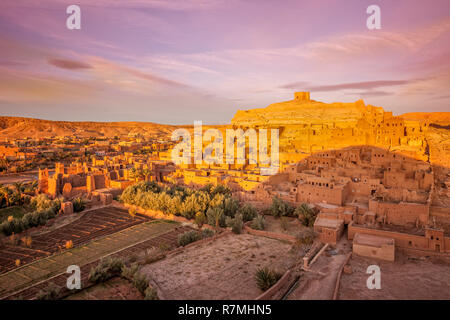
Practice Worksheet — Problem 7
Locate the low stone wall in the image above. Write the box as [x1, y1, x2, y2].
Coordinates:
[332, 252, 352, 300]
[301, 241, 323, 268]
[255, 269, 292, 300]
[243, 224, 297, 243]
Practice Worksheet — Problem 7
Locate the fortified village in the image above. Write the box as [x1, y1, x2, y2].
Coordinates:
[34, 92, 450, 260]
[1, 92, 449, 300]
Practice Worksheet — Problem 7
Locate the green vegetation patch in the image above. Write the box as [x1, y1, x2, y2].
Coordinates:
[0, 206, 28, 223]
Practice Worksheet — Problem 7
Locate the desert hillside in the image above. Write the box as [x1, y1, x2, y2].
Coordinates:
[0, 116, 175, 139]
[400, 112, 450, 126]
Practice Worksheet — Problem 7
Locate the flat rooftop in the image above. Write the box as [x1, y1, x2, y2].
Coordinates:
[314, 217, 344, 229]
[353, 233, 394, 247]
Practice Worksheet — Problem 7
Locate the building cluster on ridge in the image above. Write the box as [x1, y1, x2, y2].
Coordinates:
[27, 92, 450, 259]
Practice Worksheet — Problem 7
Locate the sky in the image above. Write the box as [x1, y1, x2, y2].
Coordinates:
[0, 0, 449, 124]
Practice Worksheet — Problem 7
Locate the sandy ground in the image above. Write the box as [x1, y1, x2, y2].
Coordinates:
[338, 253, 450, 300]
[141, 233, 300, 300]
[66, 277, 143, 300]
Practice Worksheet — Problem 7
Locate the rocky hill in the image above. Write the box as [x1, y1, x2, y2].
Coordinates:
[231, 92, 450, 167]
[0, 117, 175, 140]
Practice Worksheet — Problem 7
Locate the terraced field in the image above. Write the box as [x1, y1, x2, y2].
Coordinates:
[0, 219, 190, 299]
[0, 206, 152, 274]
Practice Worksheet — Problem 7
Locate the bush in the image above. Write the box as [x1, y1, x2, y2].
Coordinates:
[72, 197, 86, 213]
[295, 203, 317, 227]
[132, 272, 149, 295]
[255, 267, 282, 291]
[36, 282, 60, 300]
[296, 229, 316, 245]
[201, 228, 215, 238]
[206, 207, 225, 228]
[89, 257, 124, 283]
[144, 287, 159, 300]
[269, 196, 294, 217]
[30, 194, 61, 213]
[194, 211, 206, 228]
[251, 215, 265, 230]
[226, 213, 243, 234]
[238, 203, 257, 222]
[0, 203, 59, 236]
[121, 263, 140, 280]
[177, 230, 201, 247]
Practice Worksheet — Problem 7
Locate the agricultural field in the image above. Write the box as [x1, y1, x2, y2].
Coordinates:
[0, 212, 189, 299]
[0, 206, 152, 274]
[141, 233, 300, 300]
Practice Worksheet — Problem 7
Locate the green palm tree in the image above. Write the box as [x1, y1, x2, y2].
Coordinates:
[295, 203, 316, 227]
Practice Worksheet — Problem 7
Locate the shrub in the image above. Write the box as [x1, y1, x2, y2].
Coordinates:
[194, 211, 206, 228]
[144, 287, 159, 300]
[251, 215, 265, 230]
[177, 230, 201, 246]
[36, 282, 60, 300]
[269, 196, 294, 217]
[238, 203, 257, 222]
[142, 247, 165, 264]
[255, 267, 282, 291]
[72, 197, 86, 213]
[226, 213, 243, 234]
[295, 203, 317, 227]
[132, 272, 149, 295]
[206, 207, 225, 228]
[296, 229, 316, 245]
[0, 204, 59, 236]
[89, 257, 124, 283]
[30, 194, 60, 212]
[121, 263, 140, 280]
[201, 228, 215, 238]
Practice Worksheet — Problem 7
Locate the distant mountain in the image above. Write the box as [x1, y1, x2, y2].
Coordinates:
[0, 116, 175, 140]
[399, 112, 450, 127]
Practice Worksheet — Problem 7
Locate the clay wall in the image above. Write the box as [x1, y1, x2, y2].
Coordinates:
[348, 222, 449, 253]
[368, 199, 429, 225]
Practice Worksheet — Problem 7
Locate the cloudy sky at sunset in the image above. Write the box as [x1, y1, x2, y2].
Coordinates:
[0, 0, 449, 124]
